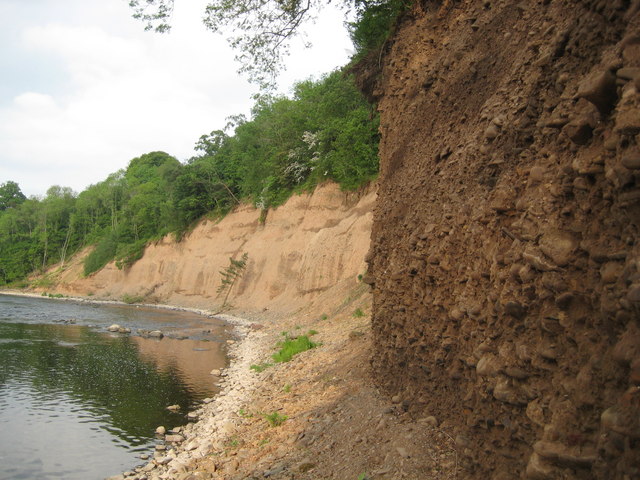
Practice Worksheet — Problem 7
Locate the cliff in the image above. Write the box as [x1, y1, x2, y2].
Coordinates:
[367, 0, 640, 478]
[52, 182, 375, 317]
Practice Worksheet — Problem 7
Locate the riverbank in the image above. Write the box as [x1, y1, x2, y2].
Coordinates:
[103, 290, 458, 480]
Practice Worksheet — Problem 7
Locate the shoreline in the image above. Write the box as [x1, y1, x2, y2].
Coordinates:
[0, 289, 266, 480]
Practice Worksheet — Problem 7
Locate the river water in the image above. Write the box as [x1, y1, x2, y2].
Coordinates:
[0, 294, 229, 480]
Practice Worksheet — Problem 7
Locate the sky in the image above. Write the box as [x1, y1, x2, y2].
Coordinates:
[0, 0, 355, 197]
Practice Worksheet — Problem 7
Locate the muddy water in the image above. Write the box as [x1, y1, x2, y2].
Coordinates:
[0, 294, 229, 480]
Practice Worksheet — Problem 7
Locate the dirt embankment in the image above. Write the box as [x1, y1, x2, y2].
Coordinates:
[51, 183, 374, 318]
[366, 0, 640, 478]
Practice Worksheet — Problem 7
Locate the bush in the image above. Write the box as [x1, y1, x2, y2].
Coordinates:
[122, 293, 145, 304]
[84, 234, 118, 276]
[272, 335, 318, 363]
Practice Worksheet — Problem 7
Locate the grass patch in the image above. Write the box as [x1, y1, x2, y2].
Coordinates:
[262, 411, 287, 427]
[272, 334, 318, 363]
[352, 308, 365, 318]
[283, 383, 292, 393]
[238, 408, 253, 418]
[122, 293, 144, 304]
[250, 362, 273, 373]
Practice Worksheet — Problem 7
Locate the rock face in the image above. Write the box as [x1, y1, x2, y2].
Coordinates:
[366, 1, 640, 478]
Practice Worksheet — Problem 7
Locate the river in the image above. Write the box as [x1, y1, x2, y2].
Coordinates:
[0, 293, 229, 480]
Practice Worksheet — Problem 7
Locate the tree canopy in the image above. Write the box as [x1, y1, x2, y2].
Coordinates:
[128, 0, 408, 88]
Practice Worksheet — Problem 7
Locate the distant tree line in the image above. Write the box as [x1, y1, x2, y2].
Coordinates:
[0, 71, 379, 285]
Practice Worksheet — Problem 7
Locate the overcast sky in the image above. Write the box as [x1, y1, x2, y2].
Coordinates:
[0, 0, 354, 197]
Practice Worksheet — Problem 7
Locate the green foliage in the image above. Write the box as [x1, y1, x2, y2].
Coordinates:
[216, 253, 249, 310]
[0, 181, 26, 211]
[283, 383, 292, 393]
[348, 0, 408, 59]
[84, 234, 118, 276]
[115, 240, 146, 270]
[262, 411, 287, 427]
[238, 408, 253, 418]
[122, 294, 145, 304]
[272, 334, 318, 363]
[353, 308, 365, 318]
[129, 1, 406, 89]
[249, 362, 273, 373]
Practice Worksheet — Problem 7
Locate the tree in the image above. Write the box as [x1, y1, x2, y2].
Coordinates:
[0, 181, 27, 211]
[128, 0, 345, 88]
[216, 253, 249, 311]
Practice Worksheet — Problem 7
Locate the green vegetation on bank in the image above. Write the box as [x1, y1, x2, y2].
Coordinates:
[0, 0, 410, 285]
[0, 71, 378, 285]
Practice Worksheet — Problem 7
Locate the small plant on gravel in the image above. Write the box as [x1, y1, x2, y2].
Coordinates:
[238, 408, 253, 418]
[307, 329, 319, 336]
[272, 334, 318, 363]
[283, 383, 292, 393]
[250, 362, 273, 373]
[357, 474, 369, 480]
[226, 437, 241, 448]
[352, 308, 365, 318]
[262, 411, 287, 427]
[320, 313, 328, 321]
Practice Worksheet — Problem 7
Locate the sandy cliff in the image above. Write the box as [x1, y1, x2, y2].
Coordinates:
[53, 182, 375, 316]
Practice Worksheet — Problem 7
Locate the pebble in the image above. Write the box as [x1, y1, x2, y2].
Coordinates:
[396, 446, 410, 458]
[421, 416, 439, 427]
[476, 354, 501, 377]
[576, 69, 617, 114]
[615, 107, 640, 135]
[562, 118, 593, 145]
[628, 284, 640, 303]
[485, 123, 500, 140]
[155, 426, 166, 435]
[621, 149, 640, 170]
[529, 166, 545, 183]
[107, 324, 122, 332]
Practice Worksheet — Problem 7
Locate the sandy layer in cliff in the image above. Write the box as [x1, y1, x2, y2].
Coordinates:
[49, 182, 375, 319]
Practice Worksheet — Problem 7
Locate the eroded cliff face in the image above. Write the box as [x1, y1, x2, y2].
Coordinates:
[367, 0, 640, 478]
[54, 183, 374, 316]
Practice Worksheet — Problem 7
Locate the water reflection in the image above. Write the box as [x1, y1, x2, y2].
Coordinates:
[0, 295, 228, 480]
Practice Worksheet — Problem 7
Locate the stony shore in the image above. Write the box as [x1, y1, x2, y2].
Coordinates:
[103, 302, 458, 480]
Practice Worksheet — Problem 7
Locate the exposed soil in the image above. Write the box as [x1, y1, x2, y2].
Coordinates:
[366, 0, 640, 478]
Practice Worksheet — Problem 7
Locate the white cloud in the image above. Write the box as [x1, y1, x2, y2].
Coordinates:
[0, 0, 353, 197]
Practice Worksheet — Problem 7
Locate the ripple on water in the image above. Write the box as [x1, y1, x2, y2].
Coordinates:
[0, 294, 228, 480]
